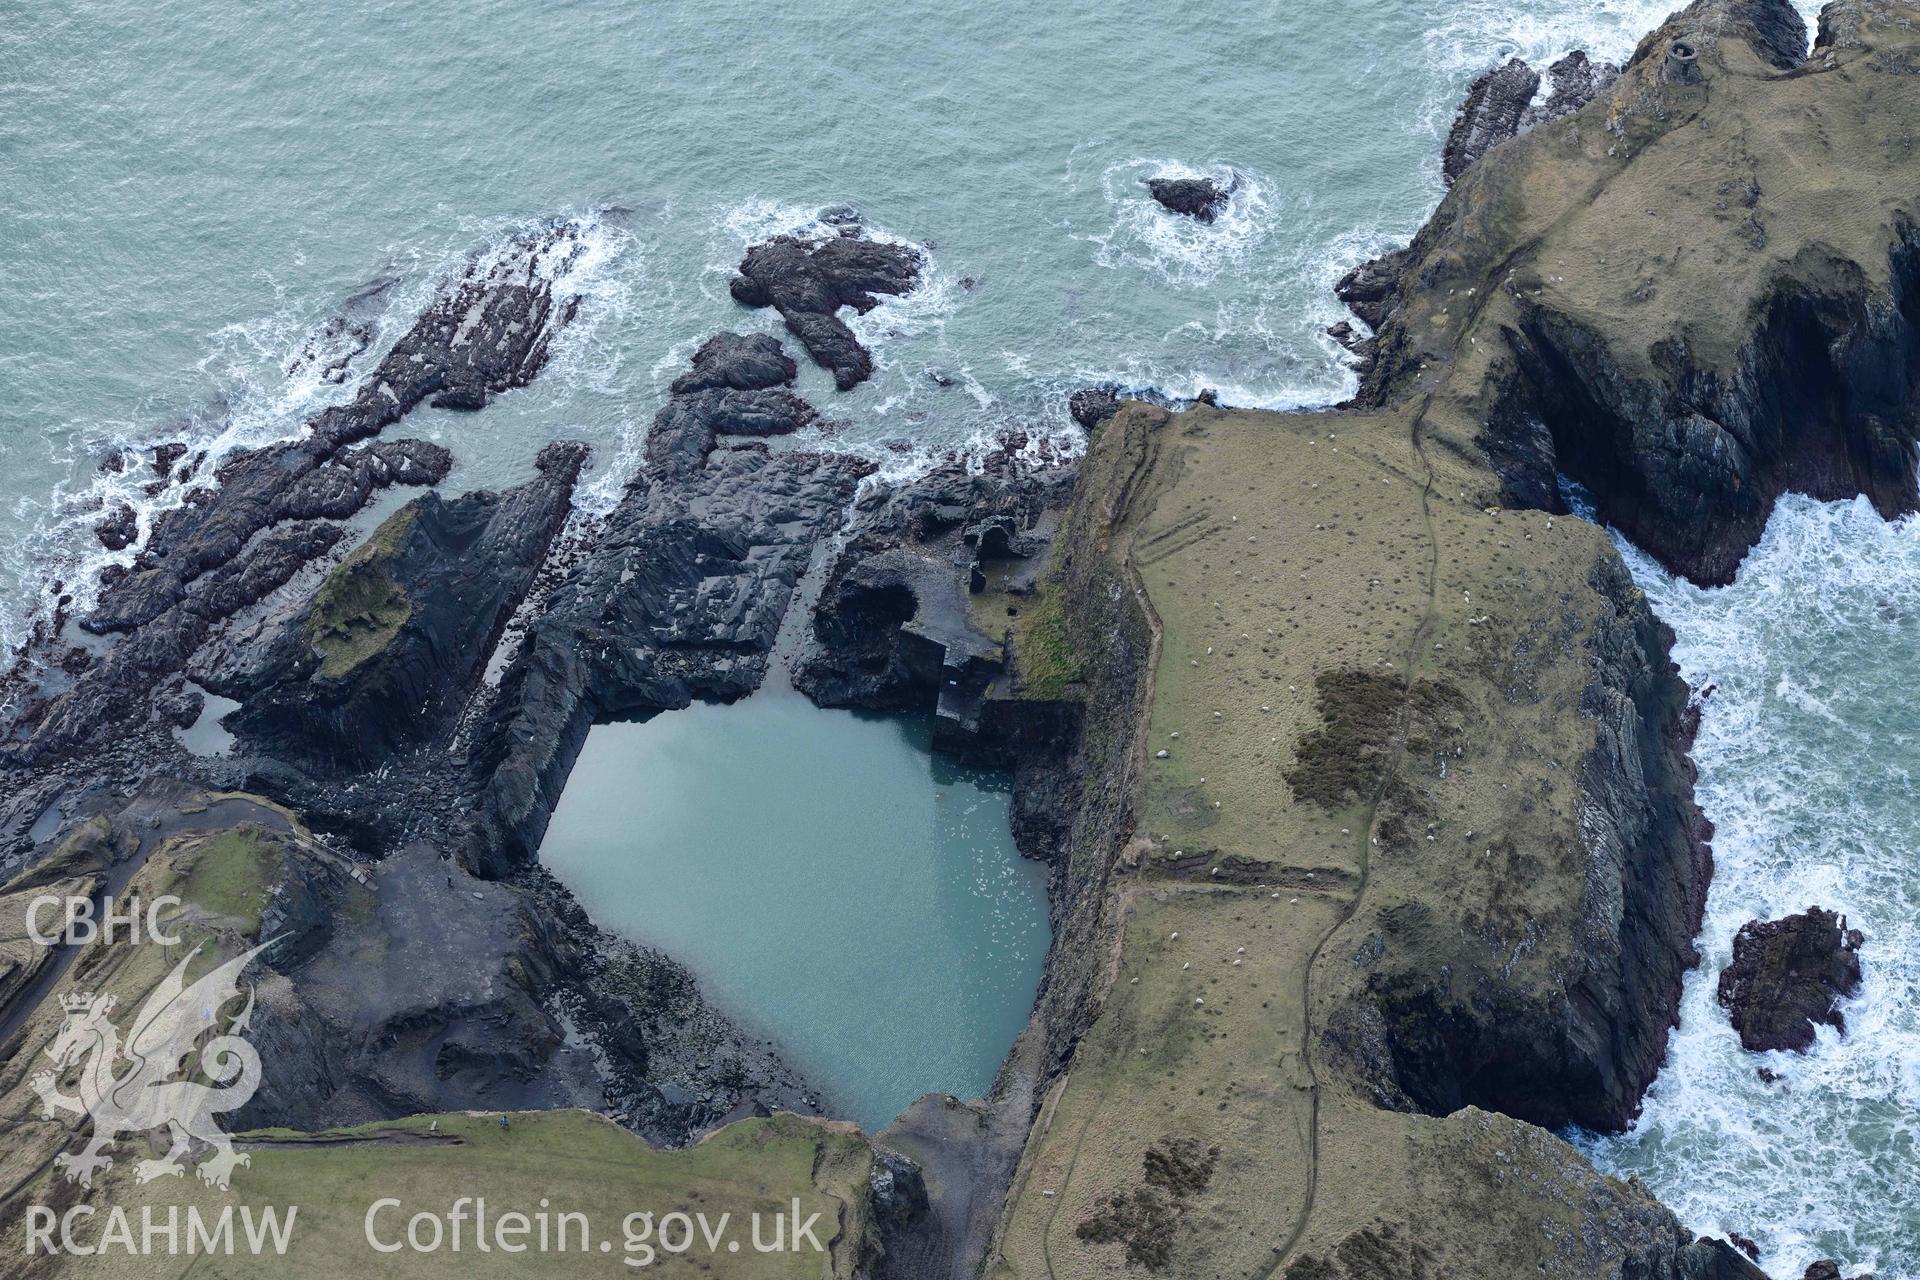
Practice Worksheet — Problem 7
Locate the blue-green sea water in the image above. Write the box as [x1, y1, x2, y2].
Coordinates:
[1581, 499, 1920, 1280]
[0, 0, 1731, 652]
[539, 694, 1050, 1131]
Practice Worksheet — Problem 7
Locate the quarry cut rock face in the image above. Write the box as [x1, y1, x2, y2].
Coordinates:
[0, 0, 1911, 1278]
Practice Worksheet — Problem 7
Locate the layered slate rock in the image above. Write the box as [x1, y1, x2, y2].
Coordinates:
[5, 221, 594, 765]
[1717, 907, 1865, 1052]
[84, 221, 587, 637]
[1443, 59, 1541, 184]
[19, 518, 355, 761]
[215, 442, 589, 774]
[467, 334, 870, 872]
[729, 231, 922, 389]
[1521, 51, 1619, 129]
[1442, 50, 1621, 186]
[1146, 175, 1230, 223]
[647, 332, 816, 477]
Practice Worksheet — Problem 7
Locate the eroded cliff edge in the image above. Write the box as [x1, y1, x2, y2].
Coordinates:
[0, 0, 1913, 1275]
[978, 1, 1920, 1275]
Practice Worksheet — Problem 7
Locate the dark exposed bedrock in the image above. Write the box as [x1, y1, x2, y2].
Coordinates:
[86, 221, 586, 637]
[212, 442, 588, 775]
[5, 220, 592, 764]
[1443, 59, 1541, 185]
[793, 460, 1073, 717]
[464, 333, 870, 875]
[1442, 51, 1619, 186]
[1490, 229, 1920, 586]
[1145, 176, 1231, 223]
[1718, 907, 1865, 1053]
[729, 232, 922, 390]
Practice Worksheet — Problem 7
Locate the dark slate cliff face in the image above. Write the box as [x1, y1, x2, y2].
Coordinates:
[1443, 59, 1541, 184]
[1332, 553, 1709, 1135]
[1494, 230, 1920, 585]
[465, 335, 867, 876]
[1019, 405, 1162, 1073]
[219, 442, 588, 774]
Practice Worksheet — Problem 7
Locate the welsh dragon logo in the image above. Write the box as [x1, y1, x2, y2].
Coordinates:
[32, 941, 272, 1191]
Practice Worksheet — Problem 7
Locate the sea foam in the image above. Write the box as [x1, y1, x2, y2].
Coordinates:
[1579, 494, 1920, 1280]
[0, 210, 634, 663]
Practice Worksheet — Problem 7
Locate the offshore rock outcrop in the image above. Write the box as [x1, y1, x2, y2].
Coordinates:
[729, 231, 922, 389]
[1521, 51, 1619, 128]
[466, 332, 869, 874]
[4, 220, 593, 765]
[1146, 175, 1231, 223]
[1718, 907, 1865, 1052]
[1069, 385, 1122, 429]
[647, 332, 816, 476]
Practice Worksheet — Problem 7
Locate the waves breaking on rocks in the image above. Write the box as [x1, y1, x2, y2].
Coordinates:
[0, 210, 636, 662]
[1580, 494, 1920, 1280]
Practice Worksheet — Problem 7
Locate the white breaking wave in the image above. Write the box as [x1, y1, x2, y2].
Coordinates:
[1419, 0, 1830, 140]
[1060, 151, 1367, 411]
[1080, 157, 1275, 290]
[0, 209, 636, 659]
[1579, 494, 1920, 1280]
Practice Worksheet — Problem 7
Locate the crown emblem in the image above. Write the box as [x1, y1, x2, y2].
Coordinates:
[37, 942, 273, 1192]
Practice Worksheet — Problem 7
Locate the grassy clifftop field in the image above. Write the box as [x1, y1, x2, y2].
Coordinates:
[989, 2, 1920, 1274]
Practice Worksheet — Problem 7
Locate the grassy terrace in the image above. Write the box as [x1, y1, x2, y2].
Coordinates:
[305, 503, 417, 680]
[988, 401, 1639, 1277]
[58, 1111, 872, 1279]
[0, 797, 880, 1279]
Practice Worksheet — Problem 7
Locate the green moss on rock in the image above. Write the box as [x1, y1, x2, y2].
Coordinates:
[305, 504, 417, 680]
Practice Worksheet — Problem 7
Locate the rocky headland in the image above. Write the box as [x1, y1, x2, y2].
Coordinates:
[0, 2, 1915, 1277]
